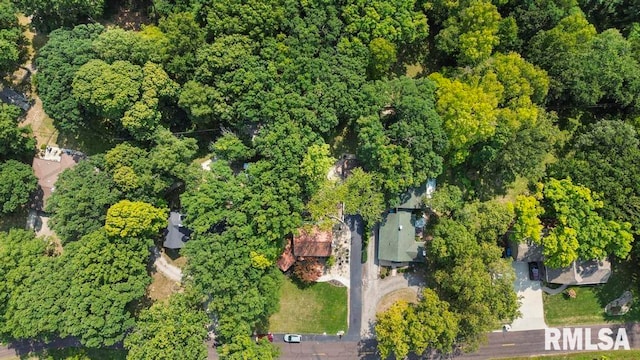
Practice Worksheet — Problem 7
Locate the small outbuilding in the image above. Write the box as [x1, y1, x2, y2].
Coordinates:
[163, 211, 192, 249]
[0, 88, 31, 111]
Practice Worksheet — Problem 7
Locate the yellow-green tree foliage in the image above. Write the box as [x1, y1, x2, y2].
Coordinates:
[105, 200, 167, 238]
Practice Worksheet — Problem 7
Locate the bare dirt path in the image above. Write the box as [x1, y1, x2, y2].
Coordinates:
[152, 247, 183, 283]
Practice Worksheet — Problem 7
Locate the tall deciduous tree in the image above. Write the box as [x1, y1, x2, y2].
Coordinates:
[552, 120, 640, 229]
[105, 200, 167, 238]
[436, 0, 503, 65]
[0, 160, 37, 214]
[429, 72, 500, 164]
[59, 229, 150, 347]
[35, 24, 104, 132]
[0, 0, 27, 75]
[534, 178, 633, 268]
[14, 0, 105, 31]
[47, 159, 122, 243]
[0, 104, 35, 162]
[125, 292, 209, 360]
[358, 77, 447, 200]
[375, 289, 459, 358]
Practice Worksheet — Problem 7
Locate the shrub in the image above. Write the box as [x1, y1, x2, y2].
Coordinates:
[293, 258, 323, 283]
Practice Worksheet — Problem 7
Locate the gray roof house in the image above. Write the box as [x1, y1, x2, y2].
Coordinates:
[164, 211, 191, 249]
[511, 241, 611, 285]
[546, 260, 611, 285]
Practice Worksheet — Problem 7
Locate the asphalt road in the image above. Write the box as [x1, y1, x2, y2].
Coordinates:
[274, 324, 640, 360]
[460, 323, 640, 359]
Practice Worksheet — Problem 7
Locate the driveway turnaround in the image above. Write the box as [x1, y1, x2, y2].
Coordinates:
[510, 261, 547, 331]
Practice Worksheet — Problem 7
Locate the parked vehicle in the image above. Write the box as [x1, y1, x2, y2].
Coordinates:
[284, 334, 302, 343]
[528, 262, 540, 281]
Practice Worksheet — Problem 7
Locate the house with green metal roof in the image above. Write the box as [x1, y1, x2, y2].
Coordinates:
[378, 210, 425, 265]
[377, 179, 435, 265]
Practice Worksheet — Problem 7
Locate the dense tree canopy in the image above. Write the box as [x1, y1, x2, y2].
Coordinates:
[513, 178, 634, 268]
[0, 160, 37, 214]
[125, 292, 209, 360]
[375, 289, 458, 359]
[9, 0, 640, 357]
[35, 24, 104, 132]
[0, 104, 35, 162]
[14, 0, 105, 31]
[47, 159, 121, 243]
[0, 0, 27, 75]
[551, 120, 640, 230]
[358, 77, 447, 199]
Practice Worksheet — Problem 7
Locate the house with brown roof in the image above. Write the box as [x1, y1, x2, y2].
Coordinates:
[277, 226, 333, 271]
[31, 148, 80, 211]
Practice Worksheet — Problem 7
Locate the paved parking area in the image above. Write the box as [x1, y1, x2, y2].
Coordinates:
[510, 261, 547, 331]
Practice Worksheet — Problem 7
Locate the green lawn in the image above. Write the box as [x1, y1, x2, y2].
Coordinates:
[269, 275, 348, 334]
[544, 262, 640, 326]
[497, 350, 640, 359]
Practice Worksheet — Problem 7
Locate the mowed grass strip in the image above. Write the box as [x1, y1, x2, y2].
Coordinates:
[269, 276, 347, 334]
[543, 261, 640, 326]
[543, 287, 605, 326]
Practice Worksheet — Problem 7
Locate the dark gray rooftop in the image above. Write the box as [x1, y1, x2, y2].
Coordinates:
[163, 211, 191, 249]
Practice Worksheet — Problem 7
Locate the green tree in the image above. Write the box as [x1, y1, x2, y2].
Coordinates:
[0, 230, 62, 341]
[47, 159, 122, 243]
[35, 24, 104, 132]
[458, 199, 515, 243]
[158, 12, 206, 80]
[210, 131, 253, 162]
[426, 183, 464, 218]
[72, 59, 143, 120]
[125, 292, 209, 360]
[428, 218, 520, 350]
[0, 229, 49, 339]
[429, 72, 500, 164]
[92, 26, 166, 65]
[357, 77, 447, 199]
[104, 200, 167, 238]
[0, 160, 37, 214]
[0, 104, 35, 162]
[72, 60, 177, 140]
[375, 289, 459, 358]
[343, 168, 385, 224]
[14, 0, 105, 31]
[505, 0, 579, 43]
[60, 229, 151, 347]
[536, 178, 634, 268]
[552, 120, 640, 229]
[0, 0, 28, 75]
[436, 0, 503, 65]
[511, 195, 544, 243]
[341, 0, 429, 47]
[368, 38, 397, 79]
[299, 144, 335, 196]
[217, 334, 279, 360]
[375, 301, 411, 359]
